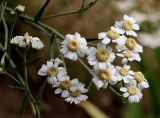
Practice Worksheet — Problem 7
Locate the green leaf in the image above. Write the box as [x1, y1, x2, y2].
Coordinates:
[124, 104, 142, 118]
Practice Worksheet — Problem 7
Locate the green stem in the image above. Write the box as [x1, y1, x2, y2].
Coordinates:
[17, 94, 28, 118]
[78, 58, 94, 75]
[40, 0, 97, 20]
[108, 85, 122, 97]
[23, 48, 40, 118]
[34, 0, 50, 21]
[4, 71, 21, 85]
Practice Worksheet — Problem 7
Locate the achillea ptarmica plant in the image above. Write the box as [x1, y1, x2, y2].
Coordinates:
[37, 15, 149, 104]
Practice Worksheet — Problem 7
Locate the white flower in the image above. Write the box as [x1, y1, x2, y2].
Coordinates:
[24, 32, 44, 50]
[31, 37, 44, 49]
[120, 80, 143, 103]
[115, 15, 139, 37]
[133, 72, 149, 89]
[10, 36, 27, 47]
[65, 80, 88, 104]
[53, 76, 73, 98]
[116, 49, 141, 64]
[92, 65, 119, 89]
[60, 32, 88, 61]
[116, 36, 143, 53]
[15, 5, 25, 13]
[10, 32, 44, 50]
[98, 26, 124, 45]
[38, 58, 67, 84]
[87, 43, 115, 69]
[115, 65, 134, 83]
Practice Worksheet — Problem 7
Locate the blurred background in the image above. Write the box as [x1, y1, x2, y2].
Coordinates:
[1, 0, 160, 118]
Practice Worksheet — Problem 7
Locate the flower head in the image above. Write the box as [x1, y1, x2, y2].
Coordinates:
[92, 65, 119, 89]
[60, 32, 88, 61]
[10, 32, 44, 50]
[10, 36, 27, 47]
[115, 65, 134, 83]
[53, 76, 73, 98]
[38, 58, 67, 84]
[133, 72, 149, 89]
[115, 15, 140, 37]
[87, 43, 115, 69]
[120, 80, 143, 103]
[15, 5, 25, 13]
[116, 49, 141, 64]
[116, 36, 143, 53]
[65, 80, 88, 104]
[98, 26, 125, 45]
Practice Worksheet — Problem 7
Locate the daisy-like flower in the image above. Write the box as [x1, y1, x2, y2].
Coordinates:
[60, 32, 88, 61]
[53, 77, 82, 98]
[65, 80, 88, 104]
[10, 36, 27, 47]
[98, 26, 125, 45]
[115, 15, 140, 37]
[10, 32, 44, 50]
[133, 72, 149, 89]
[15, 5, 25, 13]
[116, 36, 143, 53]
[117, 49, 141, 64]
[120, 80, 143, 103]
[87, 43, 115, 69]
[38, 58, 67, 84]
[116, 65, 134, 83]
[24, 32, 44, 50]
[92, 65, 119, 89]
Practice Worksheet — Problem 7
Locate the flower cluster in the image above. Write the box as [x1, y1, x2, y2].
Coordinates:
[56, 15, 149, 103]
[38, 58, 88, 104]
[28, 15, 150, 104]
[10, 32, 44, 50]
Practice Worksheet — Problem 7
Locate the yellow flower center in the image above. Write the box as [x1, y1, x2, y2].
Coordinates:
[59, 80, 71, 89]
[96, 49, 109, 62]
[67, 40, 80, 52]
[124, 50, 133, 58]
[122, 21, 133, 31]
[119, 68, 128, 76]
[107, 30, 119, 40]
[125, 38, 137, 50]
[47, 67, 58, 76]
[134, 72, 145, 82]
[99, 70, 112, 81]
[70, 89, 81, 97]
[127, 86, 137, 95]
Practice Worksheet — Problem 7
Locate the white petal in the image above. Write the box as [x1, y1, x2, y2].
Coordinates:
[98, 32, 107, 39]
[61, 90, 69, 98]
[54, 88, 62, 94]
[92, 78, 103, 88]
[133, 24, 140, 30]
[120, 87, 127, 92]
[123, 92, 129, 98]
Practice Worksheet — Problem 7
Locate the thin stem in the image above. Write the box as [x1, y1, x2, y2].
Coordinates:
[1, 11, 8, 51]
[23, 48, 40, 118]
[41, 10, 81, 20]
[108, 85, 122, 97]
[4, 71, 21, 85]
[40, 0, 97, 20]
[34, 0, 50, 21]
[87, 80, 93, 90]
[17, 94, 28, 118]
[78, 58, 94, 75]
